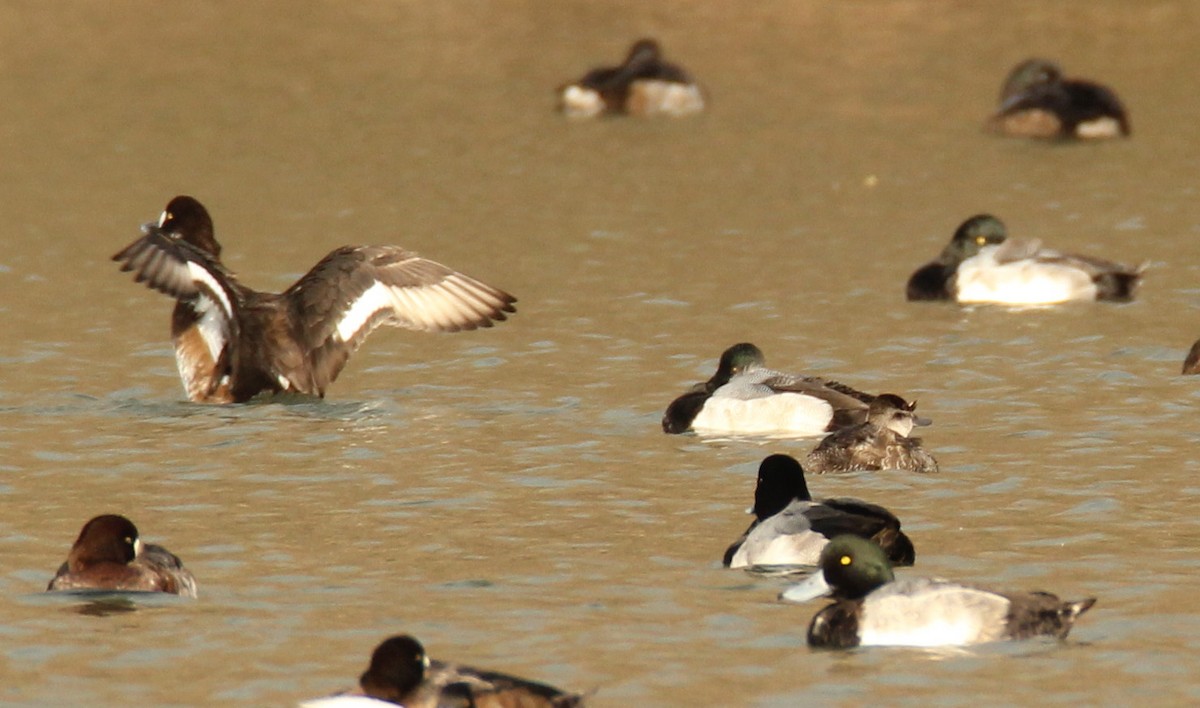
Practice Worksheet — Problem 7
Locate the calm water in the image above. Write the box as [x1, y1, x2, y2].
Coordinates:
[2, 2, 1200, 705]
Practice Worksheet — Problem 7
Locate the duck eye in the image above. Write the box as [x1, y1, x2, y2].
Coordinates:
[840, 555, 852, 566]
[975, 236, 986, 245]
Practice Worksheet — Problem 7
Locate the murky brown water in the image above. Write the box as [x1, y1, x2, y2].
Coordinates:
[2, 1, 1200, 705]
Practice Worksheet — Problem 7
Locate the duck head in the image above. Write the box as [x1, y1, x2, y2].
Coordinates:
[780, 535, 896, 602]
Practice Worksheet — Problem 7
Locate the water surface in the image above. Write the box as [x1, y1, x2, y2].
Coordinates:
[1, 2, 1199, 705]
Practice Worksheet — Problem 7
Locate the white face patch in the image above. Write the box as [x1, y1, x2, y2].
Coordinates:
[158, 210, 170, 228]
[133, 538, 144, 558]
[885, 414, 915, 437]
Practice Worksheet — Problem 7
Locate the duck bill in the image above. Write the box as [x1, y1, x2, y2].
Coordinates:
[778, 571, 832, 603]
[913, 415, 932, 427]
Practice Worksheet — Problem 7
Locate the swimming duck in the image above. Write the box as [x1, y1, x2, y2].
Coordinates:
[987, 58, 1129, 139]
[299, 634, 583, 707]
[780, 536, 1096, 648]
[905, 214, 1142, 305]
[47, 514, 197, 597]
[723, 454, 914, 569]
[804, 394, 938, 474]
[113, 196, 517, 403]
[558, 38, 704, 118]
[662, 343, 884, 437]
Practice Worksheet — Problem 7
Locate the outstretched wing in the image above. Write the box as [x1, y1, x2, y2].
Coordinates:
[112, 224, 238, 321]
[286, 245, 517, 391]
[113, 226, 242, 401]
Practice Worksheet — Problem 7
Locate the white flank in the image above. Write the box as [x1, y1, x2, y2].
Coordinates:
[560, 85, 605, 118]
[630, 80, 705, 116]
[335, 281, 394, 342]
[691, 393, 833, 436]
[858, 581, 1008, 647]
[730, 529, 826, 568]
[195, 295, 228, 362]
[955, 246, 1097, 305]
[187, 261, 235, 319]
[1076, 116, 1123, 139]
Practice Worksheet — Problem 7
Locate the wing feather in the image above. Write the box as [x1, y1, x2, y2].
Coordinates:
[286, 245, 516, 391]
[113, 226, 238, 321]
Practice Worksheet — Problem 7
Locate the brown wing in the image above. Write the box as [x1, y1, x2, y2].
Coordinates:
[285, 245, 517, 393]
[426, 661, 582, 708]
[762, 374, 874, 412]
[113, 226, 240, 320]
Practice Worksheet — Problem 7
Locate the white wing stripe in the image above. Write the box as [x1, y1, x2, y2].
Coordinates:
[186, 262, 235, 319]
[335, 281, 394, 342]
[334, 271, 511, 342]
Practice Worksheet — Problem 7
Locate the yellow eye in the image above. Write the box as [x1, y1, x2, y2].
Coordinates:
[840, 555, 852, 566]
[975, 236, 986, 245]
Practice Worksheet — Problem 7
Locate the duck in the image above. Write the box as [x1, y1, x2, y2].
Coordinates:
[723, 454, 914, 569]
[987, 58, 1129, 139]
[905, 214, 1142, 305]
[662, 343, 885, 437]
[804, 394, 938, 474]
[558, 38, 704, 118]
[46, 514, 197, 597]
[780, 535, 1097, 649]
[299, 634, 584, 708]
[113, 196, 517, 403]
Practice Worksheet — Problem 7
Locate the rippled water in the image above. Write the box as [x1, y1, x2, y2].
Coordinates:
[2, 2, 1200, 706]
